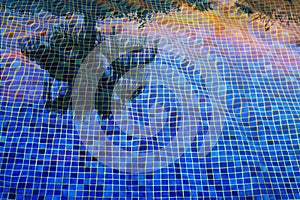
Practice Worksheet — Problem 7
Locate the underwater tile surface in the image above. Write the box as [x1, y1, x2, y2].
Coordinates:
[0, 0, 300, 199]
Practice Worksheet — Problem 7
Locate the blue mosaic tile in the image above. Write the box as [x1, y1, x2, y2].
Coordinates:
[1, 1, 300, 199]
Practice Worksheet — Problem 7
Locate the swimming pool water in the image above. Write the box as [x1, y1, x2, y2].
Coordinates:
[1, 1, 300, 199]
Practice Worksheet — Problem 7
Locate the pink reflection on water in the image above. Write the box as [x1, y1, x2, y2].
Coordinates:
[0, 52, 46, 105]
